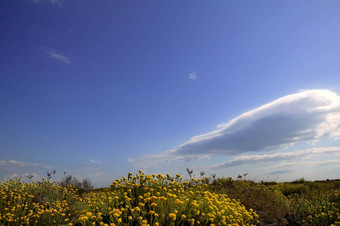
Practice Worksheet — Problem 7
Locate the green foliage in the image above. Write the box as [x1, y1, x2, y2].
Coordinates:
[208, 178, 289, 225]
[286, 194, 340, 225]
[272, 183, 310, 196]
[269, 180, 340, 225]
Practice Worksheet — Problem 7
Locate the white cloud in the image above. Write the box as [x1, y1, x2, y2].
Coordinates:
[31, 0, 64, 5]
[211, 147, 340, 169]
[317, 159, 340, 166]
[0, 160, 50, 169]
[188, 71, 197, 80]
[131, 89, 340, 168]
[263, 161, 319, 169]
[50, 0, 61, 4]
[86, 172, 103, 178]
[0, 160, 50, 181]
[47, 50, 70, 63]
[80, 166, 102, 171]
[8, 160, 17, 164]
[269, 170, 292, 175]
[89, 159, 102, 164]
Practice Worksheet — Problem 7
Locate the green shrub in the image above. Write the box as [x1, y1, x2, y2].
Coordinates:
[286, 194, 340, 225]
[208, 178, 289, 225]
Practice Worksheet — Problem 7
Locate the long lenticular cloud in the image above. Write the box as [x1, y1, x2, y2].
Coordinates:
[130, 89, 340, 167]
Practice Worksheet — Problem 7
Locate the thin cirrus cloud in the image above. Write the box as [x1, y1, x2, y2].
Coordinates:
[130, 89, 340, 168]
[188, 71, 197, 80]
[0, 159, 50, 169]
[31, 0, 64, 5]
[210, 147, 340, 169]
[46, 50, 70, 64]
[269, 170, 292, 175]
[0, 159, 50, 180]
[89, 159, 102, 164]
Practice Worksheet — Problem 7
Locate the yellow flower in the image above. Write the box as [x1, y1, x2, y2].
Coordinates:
[169, 213, 176, 221]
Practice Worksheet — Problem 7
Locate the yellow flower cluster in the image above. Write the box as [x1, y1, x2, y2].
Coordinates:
[299, 198, 340, 225]
[0, 178, 78, 225]
[0, 172, 259, 225]
[79, 171, 258, 225]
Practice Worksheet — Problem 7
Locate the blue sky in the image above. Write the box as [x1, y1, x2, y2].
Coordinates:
[1, 0, 340, 186]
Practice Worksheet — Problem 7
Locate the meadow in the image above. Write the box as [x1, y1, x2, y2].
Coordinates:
[1, 170, 340, 225]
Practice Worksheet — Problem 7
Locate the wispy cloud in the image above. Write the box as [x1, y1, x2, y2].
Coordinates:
[89, 159, 102, 164]
[188, 71, 197, 80]
[0, 160, 50, 181]
[50, 0, 62, 4]
[85, 172, 103, 178]
[317, 159, 340, 166]
[78, 165, 102, 171]
[130, 89, 340, 168]
[269, 170, 292, 175]
[0, 160, 50, 169]
[31, 0, 64, 5]
[263, 161, 320, 170]
[211, 147, 340, 169]
[46, 50, 70, 63]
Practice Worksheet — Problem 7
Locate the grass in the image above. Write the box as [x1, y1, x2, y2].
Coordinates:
[0, 171, 340, 225]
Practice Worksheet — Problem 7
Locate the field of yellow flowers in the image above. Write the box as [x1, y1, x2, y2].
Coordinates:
[1, 171, 340, 225]
[0, 171, 258, 226]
